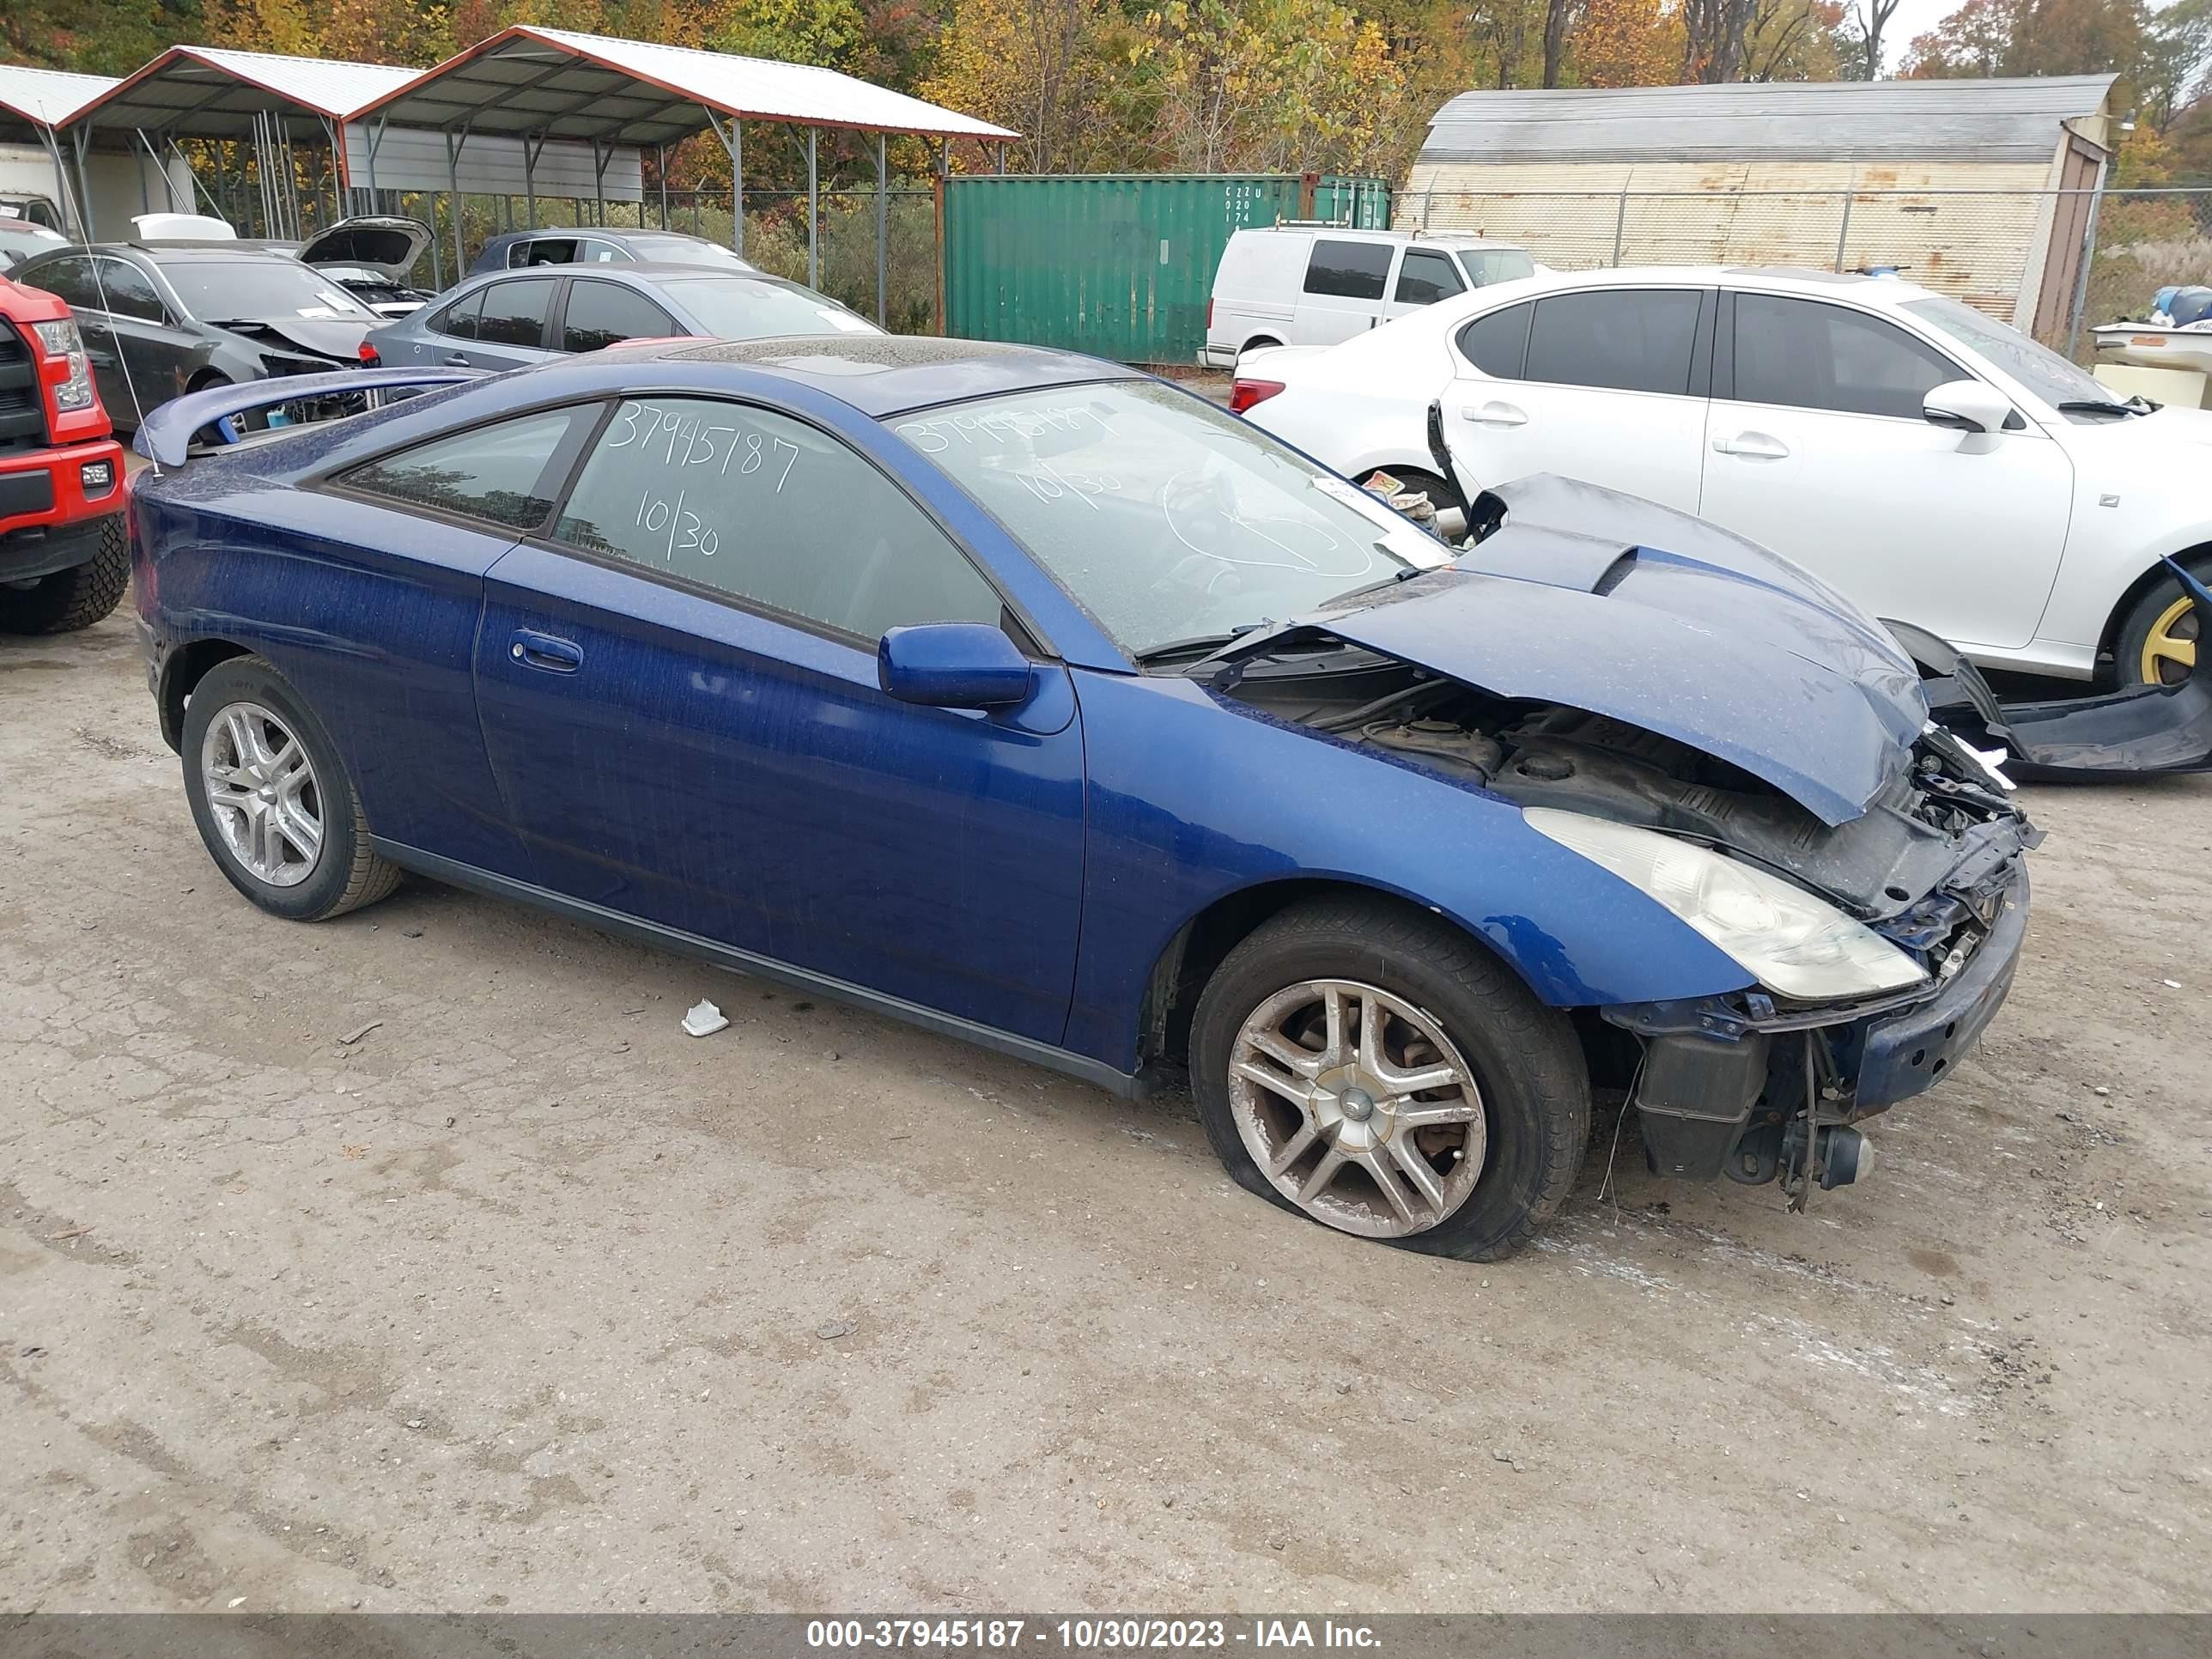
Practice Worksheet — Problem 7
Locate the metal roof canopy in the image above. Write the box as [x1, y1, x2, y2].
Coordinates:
[348, 25, 1017, 145]
[0, 64, 116, 142]
[64, 46, 420, 142]
[1419, 75, 2121, 167]
[347, 24, 1018, 317]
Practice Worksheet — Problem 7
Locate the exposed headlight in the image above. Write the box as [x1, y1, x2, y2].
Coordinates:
[31, 318, 94, 411]
[1523, 808, 1929, 1002]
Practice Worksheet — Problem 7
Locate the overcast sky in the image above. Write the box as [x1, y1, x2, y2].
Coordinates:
[1877, 0, 1967, 70]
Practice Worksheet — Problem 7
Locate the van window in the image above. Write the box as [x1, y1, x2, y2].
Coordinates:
[1395, 249, 1465, 307]
[1304, 239, 1394, 301]
[1463, 248, 1536, 286]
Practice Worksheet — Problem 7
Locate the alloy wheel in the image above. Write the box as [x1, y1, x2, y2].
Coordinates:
[1227, 979, 1486, 1238]
[2141, 593, 2200, 686]
[200, 700, 324, 888]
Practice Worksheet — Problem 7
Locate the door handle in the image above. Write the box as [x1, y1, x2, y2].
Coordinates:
[508, 629, 582, 673]
[443, 353, 471, 367]
[1713, 431, 1790, 459]
[1462, 401, 1528, 428]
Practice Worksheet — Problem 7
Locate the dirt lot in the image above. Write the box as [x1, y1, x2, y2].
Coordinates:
[2, 606, 2209, 1614]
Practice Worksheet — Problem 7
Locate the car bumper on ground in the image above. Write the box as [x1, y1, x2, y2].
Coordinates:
[0, 435, 126, 581]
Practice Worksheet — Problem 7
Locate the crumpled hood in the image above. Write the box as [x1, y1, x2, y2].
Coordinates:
[1303, 475, 1930, 827]
[215, 313, 372, 362]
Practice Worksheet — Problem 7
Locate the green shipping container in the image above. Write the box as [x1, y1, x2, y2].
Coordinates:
[944, 173, 1390, 367]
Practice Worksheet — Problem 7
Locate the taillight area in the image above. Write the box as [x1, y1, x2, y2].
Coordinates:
[357, 339, 381, 367]
[1227, 378, 1285, 415]
[1206, 297, 1213, 330]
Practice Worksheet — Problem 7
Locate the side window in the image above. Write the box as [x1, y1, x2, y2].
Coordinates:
[97, 258, 166, 323]
[519, 239, 577, 268]
[1732, 293, 1966, 420]
[560, 279, 678, 353]
[553, 396, 1003, 642]
[341, 406, 590, 531]
[1525, 289, 1702, 396]
[433, 290, 483, 341]
[577, 240, 627, 264]
[26, 255, 94, 309]
[1395, 248, 1465, 307]
[1303, 239, 1394, 301]
[1457, 301, 1532, 380]
[477, 279, 555, 349]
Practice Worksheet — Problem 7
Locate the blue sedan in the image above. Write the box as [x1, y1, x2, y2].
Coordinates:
[127, 338, 2037, 1257]
[366, 262, 881, 374]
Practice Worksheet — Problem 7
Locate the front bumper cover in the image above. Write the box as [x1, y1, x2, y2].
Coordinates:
[1606, 859, 2031, 1182]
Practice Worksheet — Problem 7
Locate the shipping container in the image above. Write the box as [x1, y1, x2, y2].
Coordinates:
[944, 173, 1389, 366]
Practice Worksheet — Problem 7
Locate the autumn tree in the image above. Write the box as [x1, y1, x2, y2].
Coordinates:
[919, 0, 1139, 172]
[1680, 0, 1756, 81]
[1569, 0, 1680, 85]
[1135, 0, 1406, 173]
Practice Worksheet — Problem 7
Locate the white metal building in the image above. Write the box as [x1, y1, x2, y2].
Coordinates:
[1401, 76, 2121, 333]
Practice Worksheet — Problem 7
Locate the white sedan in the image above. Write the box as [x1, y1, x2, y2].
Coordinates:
[1236, 265, 2209, 687]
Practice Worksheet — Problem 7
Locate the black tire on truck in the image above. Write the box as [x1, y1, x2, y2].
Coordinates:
[0, 515, 130, 635]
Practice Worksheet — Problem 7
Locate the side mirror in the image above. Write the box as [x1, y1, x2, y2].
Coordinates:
[878, 623, 1033, 709]
[1923, 380, 2014, 436]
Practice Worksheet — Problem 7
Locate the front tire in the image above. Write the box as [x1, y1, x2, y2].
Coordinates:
[0, 517, 129, 635]
[2115, 556, 2208, 687]
[1191, 896, 1590, 1260]
[180, 655, 399, 921]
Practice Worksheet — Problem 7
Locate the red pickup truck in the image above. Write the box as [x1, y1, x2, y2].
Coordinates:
[0, 273, 127, 634]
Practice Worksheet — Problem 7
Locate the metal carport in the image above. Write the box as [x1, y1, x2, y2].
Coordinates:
[56, 46, 420, 240]
[0, 64, 120, 237]
[343, 25, 1018, 324]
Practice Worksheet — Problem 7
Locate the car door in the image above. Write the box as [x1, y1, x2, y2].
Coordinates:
[553, 277, 678, 352]
[1292, 237, 1395, 345]
[471, 393, 1087, 1045]
[453, 276, 560, 371]
[1383, 246, 1466, 323]
[283, 404, 601, 877]
[92, 256, 205, 416]
[1442, 286, 1712, 512]
[1698, 290, 2073, 651]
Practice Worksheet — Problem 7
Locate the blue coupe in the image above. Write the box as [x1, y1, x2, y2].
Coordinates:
[127, 337, 2037, 1258]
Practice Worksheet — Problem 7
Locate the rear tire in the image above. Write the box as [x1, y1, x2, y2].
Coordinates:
[1190, 896, 1589, 1261]
[180, 655, 400, 922]
[0, 516, 130, 635]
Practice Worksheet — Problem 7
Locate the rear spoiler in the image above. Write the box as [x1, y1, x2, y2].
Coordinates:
[132, 368, 484, 469]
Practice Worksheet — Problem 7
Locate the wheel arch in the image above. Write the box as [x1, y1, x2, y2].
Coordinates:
[2098, 540, 2212, 667]
[157, 636, 254, 753]
[1136, 874, 1548, 1080]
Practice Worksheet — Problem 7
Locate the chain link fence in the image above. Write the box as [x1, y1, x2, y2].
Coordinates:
[1396, 185, 2212, 362]
[349, 185, 939, 332]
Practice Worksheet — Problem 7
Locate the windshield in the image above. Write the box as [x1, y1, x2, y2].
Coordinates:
[892, 380, 1447, 658]
[1462, 247, 1534, 284]
[164, 259, 377, 323]
[627, 235, 753, 270]
[664, 277, 882, 340]
[1899, 295, 2118, 417]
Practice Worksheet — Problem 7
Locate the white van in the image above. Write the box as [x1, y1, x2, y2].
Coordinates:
[1202, 226, 1534, 366]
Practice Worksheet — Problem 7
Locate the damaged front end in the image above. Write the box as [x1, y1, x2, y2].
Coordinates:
[1202, 473, 2042, 1203]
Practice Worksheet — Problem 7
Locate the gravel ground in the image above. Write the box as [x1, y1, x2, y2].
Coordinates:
[2, 605, 2209, 1613]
